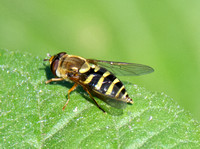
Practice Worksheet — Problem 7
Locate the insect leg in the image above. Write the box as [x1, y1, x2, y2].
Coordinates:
[45, 78, 64, 84]
[62, 83, 78, 111]
[83, 87, 105, 113]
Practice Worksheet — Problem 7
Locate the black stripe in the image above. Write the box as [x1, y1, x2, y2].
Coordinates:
[121, 88, 126, 94]
[111, 82, 125, 98]
[83, 67, 95, 76]
[96, 67, 107, 75]
[100, 81, 112, 94]
[105, 74, 116, 82]
[111, 85, 120, 96]
[115, 81, 123, 89]
[88, 75, 101, 87]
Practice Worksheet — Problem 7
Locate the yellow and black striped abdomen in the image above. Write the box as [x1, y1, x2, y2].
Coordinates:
[80, 65, 130, 102]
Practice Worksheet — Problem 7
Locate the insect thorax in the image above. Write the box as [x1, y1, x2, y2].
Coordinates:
[56, 55, 90, 78]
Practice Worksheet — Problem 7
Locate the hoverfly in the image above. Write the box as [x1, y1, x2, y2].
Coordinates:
[44, 52, 154, 112]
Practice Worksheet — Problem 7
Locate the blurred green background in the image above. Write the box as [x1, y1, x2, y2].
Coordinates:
[0, 0, 200, 120]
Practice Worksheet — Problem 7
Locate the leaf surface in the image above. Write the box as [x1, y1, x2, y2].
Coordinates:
[0, 49, 200, 148]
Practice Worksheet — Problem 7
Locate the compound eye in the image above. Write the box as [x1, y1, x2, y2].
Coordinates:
[49, 52, 67, 77]
[51, 59, 59, 76]
[57, 52, 66, 58]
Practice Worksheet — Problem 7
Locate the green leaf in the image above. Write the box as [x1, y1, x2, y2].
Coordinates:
[1, 49, 200, 148]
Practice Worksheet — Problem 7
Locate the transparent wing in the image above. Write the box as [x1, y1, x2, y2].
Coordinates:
[87, 59, 154, 76]
[98, 95, 127, 109]
[91, 89, 127, 109]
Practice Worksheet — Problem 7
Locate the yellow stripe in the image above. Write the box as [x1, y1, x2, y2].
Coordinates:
[83, 74, 94, 84]
[95, 71, 111, 90]
[115, 86, 125, 98]
[95, 76, 104, 90]
[106, 78, 120, 95]
[122, 92, 128, 99]
[103, 71, 110, 77]
[91, 64, 96, 69]
[94, 66, 100, 72]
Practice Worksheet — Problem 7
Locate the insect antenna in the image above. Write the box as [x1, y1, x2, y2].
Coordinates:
[43, 53, 52, 61]
[43, 59, 49, 61]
